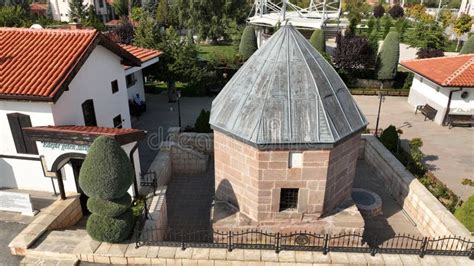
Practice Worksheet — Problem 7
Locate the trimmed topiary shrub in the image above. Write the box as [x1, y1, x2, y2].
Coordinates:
[79, 136, 135, 243]
[87, 194, 132, 217]
[86, 210, 135, 242]
[388, 4, 404, 19]
[310, 29, 326, 54]
[79, 137, 134, 200]
[379, 125, 399, 153]
[455, 196, 474, 232]
[460, 35, 474, 54]
[194, 109, 212, 133]
[239, 26, 257, 61]
[373, 4, 385, 18]
[376, 31, 400, 80]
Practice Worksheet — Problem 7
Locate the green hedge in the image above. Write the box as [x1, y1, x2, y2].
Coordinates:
[455, 196, 474, 232]
[310, 29, 326, 54]
[379, 125, 399, 152]
[239, 26, 257, 61]
[86, 210, 135, 243]
[460, 35, 474, 54]
[79, 137, 134, 200]
[87, 194, 132, 217]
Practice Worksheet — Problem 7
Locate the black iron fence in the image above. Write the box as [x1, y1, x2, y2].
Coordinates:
[140, 171, 158, 196]
[134, 226, 473, 259]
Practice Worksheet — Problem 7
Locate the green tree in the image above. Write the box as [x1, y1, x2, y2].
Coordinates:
[381, 15, 393, 38]
[377, 32, 400, 80]
[407, 21, 446, 50]
[394, 18, 408, 41]
[367, 16, 376, 34]
[239, 26, 257, 61]
[310, 29, 326, 54]
[112, 0, 128, 17]
[155, 0, 169, 26]
[68, 0, 87, 22]
[454, 13, 473, 51]
[133, 12, 160, 49]
[130, 6, 144, 21]
[460, 35, 474, 54]
[79, 137, 135, 243]
[439, 8, 453, 29]
[0, 6, 30, 27]
[83, 5, 105, 31]
[379, 125, 399, 153]
[368, 28, 379, 54]
[455, 196, 474, 232]
[194, 109, 212, 133]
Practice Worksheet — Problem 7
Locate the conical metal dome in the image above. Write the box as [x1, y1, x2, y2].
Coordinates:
[210, 25, 367, 148]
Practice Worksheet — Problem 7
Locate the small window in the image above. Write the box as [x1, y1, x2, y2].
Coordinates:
[113, 115, 122, 128]
[7, 113, 38, 155]
[111, 80, 119, 94]
[289, 152, 303, 168]
[126, 73, 137, 88]
[461, 91, 469, 99]
[279, 188, 299, 211]
[99, 0, 104, 8]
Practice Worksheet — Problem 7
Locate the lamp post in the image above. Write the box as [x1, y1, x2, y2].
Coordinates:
[374, 85, 385, 137]
[177, 90, 182, 128]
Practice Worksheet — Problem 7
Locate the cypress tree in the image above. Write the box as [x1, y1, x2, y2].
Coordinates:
[239, 26, 258, 61]
[376, 31, 400, 80]
[460, 35, 474, 54]
[79, 137, 135, 243]
[309, 29, 326, 54]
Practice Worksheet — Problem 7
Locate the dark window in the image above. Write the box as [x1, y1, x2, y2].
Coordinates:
[98, 0, 104, 8]
[7, 113, 38, 155]
[111, 80, 119, 94]
[82, 99, 97, 126]
[113, 114, 122, 128]
[126, 73, 137, 88]
[279, 188, 299, 211]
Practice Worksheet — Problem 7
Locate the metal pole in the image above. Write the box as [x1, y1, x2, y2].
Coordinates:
[374, 84, 384, 136]
[177, 97, 182, 128]
[435, 0, 443, 21]
[282, 0, 287, 21]
[56, 170, 66, 200]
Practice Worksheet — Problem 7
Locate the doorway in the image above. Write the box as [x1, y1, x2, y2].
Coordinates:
[71, 159, 89, 215]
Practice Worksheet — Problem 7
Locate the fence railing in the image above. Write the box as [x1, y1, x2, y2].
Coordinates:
[140, 171, 158, 196]
[134, 227, 474, 259]
[349, 88, 410, 97]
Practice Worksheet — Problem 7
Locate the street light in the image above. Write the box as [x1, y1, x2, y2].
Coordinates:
[177, 90, 182, 129]
[374, 86, 385, 137]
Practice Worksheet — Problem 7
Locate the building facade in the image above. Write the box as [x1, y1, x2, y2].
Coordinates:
[49, 0, 110, 22]
[401, 55, 474, 126]
[0, 28, 160, 202]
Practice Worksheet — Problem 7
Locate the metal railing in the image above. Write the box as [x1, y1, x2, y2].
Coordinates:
[134, 226, 473, 259]
[140, 171, 158, 196]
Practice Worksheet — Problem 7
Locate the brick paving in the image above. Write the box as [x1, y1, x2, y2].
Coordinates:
[165, 161, 214, 232]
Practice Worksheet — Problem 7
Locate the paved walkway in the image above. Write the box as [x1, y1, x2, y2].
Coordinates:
[353, 160, 421, 241]
[353, 96, 474, 200]
[133, 93, 213, 172]
[165, 161, 215, 233]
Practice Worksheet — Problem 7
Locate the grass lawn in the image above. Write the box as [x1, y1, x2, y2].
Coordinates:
[198, 44, 237, 62]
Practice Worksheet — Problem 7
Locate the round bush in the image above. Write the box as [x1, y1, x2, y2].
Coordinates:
[460, 35, 474, 54]
[310, 29, 326, 54]
[79, 136, 134, 200]
[86, 210, 135, 243]
[455, 196, 474, 232]
[87, 194, 132, 217]
[379, 125, 399, 153]
[239, 26, 257, 61]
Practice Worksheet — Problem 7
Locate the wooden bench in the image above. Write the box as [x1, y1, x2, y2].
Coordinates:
[447, 114, 474, 129]
[415, 104, 437, 121]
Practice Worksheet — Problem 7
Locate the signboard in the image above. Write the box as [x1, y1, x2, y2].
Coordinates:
[41, 142, 89, 152]
[0, 191, 37, 216]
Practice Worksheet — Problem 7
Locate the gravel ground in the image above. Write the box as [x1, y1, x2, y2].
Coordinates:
[0, 221, 26, 265]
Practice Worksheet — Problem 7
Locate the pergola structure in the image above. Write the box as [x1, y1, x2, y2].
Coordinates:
[248, 0, 342, 30]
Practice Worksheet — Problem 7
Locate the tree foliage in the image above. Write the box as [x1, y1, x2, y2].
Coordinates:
[416, 48, 445, 59]
[112, 0, 128, 17]
[0, 5, 29, 27]
[111, 17, 134, 44]
[377, 32, 400, 80]
[379, 125, 399, 153]
[388, 4, 404, 19]
[460, 35, 474, 54]
[155, 0, 169, 26]
[373, 4, 385, 18]
[381, 15, 393, 39]
[406, 21, 446, 50]
[455, 195, 474, 232]
[406, 4, 434, 23]
[68, 0, 87, 22]
[344, 0, 371, 24]
[334, 32, 376, 73]
[239, 26, 257, 61]
[310, 29, 326, 54]
[454, 13, 473, 51]
[133, 11, 160, 49]
[82, 5, 105, 31]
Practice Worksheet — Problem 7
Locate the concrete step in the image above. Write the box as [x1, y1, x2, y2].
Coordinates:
[20, 255, 79, 266]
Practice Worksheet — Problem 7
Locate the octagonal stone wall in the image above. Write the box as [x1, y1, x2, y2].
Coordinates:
[214, 131, 361, 223]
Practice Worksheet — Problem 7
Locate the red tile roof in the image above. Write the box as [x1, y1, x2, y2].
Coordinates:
[0, 27, 141, 102]
[120, 44, 162, 63]
[23, 126, 146, 144]
[30, 3, 47, 12]
[400, 55, 474, 87]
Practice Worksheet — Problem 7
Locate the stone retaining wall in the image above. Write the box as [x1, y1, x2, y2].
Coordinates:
[360, 135, 471, 238]
[9, 193, 82, 256]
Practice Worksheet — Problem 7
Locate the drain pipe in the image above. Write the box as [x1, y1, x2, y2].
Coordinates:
[442, 88, 463, 126]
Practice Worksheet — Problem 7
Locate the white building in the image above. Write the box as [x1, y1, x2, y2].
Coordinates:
[459, 0, 474, 17]
[0, 28, 161, 206]
[49, 0, 110, 22]
[400, 55, 474, 126]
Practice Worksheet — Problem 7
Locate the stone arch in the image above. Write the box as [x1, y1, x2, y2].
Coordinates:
[51, 152, 86, 200]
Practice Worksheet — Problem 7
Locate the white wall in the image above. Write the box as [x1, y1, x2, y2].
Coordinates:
[125, 70, 146, 103]
[52, 45, 132, 129]
[0, 100, 56, 191]
[49, 0, 108, 22]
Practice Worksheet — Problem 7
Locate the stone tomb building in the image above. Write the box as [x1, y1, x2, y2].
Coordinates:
[210, 25, 368, 231]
